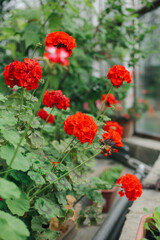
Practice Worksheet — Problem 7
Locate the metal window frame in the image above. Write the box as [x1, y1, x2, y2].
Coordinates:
[133, 0, 160, 140]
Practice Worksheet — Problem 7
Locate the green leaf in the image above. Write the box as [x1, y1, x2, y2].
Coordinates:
[15, 9, 41, 20]
[77, 215, 86, 227]
[1, 129, 20, 146]
[35, 198, 63, 219]
[48, 13, 62, 31]
[66, 208, 74, 218]
[0, 93, 7, 102]
[55, 178, 72, 191]
[10, 171, 31, 185]
[41, 229, 61, 240]
[31, 216, 47, 232]
[28, 171, 45, 185]
[0, 145, 30, 171]
[86, 190, 103, 204]
[0, 178, 20, 199]
[0, 111, 17, 126]
[144, 221, 150, 230]
[30, 117, 41, 129]
[52, 138, 72, 153]
[6, 191, 30, 216]
[23, 31, 40, 48]
[56, 192, 67, 206]
[154, 206, 160, 227]
[143, 208, 150, 215]
[69, 168, 87, 184]
[0, 210, 29, 240]
[126, 8, 135, 12]
[45, 172, 57, 183]
[28, 131, 45, 148]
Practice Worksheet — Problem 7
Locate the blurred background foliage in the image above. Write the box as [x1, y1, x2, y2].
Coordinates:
[0, 0, 155, 113]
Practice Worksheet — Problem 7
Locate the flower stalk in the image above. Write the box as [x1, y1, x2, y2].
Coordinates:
[40, 107, 54, 134]
[96, 85, 113, 120]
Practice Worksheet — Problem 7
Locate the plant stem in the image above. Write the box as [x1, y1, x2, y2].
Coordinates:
[55, 136, 76, 164]
[40, 108, 53, 134]
[0, 169, 13, 175]
[60, 141, 79, 165]
[26, 182, 34, 195]
[27, 185, 38, 197]
[31, 45, 38, 59]
[54, 111, 62, 139]
[31, 150, 101, 201]
[17, 88, 25, 125]
[4, 78, 50, 179]
[96, 86, 113, 120]
[29, 89, 36, 102]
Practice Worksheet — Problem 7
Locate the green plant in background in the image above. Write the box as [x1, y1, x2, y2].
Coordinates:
[99, 165, 123, 188]
[143, 206, 160, 240]
[112, 97, 151, 120]
[0, 0, 155, 113]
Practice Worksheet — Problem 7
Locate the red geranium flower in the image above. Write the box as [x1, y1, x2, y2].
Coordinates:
[117, 173, 142, 201]
[102, 129, 123, 147]
[104, 121, 123, 137]
[3, 61, 22, 88]
[43, 89, 70, 110]
[0, 197, 2, 201]
[3, 58, 42, 91]
[107, 65, 132, 88]
[37, 109, 55, 124]
[45, 31, 77, 57]
[64, 112, 98, 144]
[44, 47, 69, 66]
[100, 129, 123, 156]
[101, 93, 118, 107]
[14, 58, 42, 91]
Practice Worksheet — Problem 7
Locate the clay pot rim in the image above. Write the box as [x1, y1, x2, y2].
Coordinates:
[135, 214, 150, 240]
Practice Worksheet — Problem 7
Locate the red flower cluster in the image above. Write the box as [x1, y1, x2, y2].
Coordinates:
[107, 65, 132, 88]
[101, 93, 118, 107]
[0, 197, 2, 201]
[100, 127, 123, 157]
[44, 47, 69, 66]
[64, 112, 98, 144]
[43, 90, 70, 110]
[3, 58, 42, 91]
[117, 173, 143, 201]
[45, 31, 77, 57]
[37, 109, 55, 124]
[102, 129, 123, 147]
[104, 121, 123, 137]
[51, 161, 60, 167]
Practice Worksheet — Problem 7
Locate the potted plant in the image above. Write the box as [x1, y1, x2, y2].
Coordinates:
[136, 207, 160, 240]
[89, 165, 123, 212]
[99, 165, 123, 212]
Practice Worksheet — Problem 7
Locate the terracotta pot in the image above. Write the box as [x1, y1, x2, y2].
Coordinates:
[91, 167, 123, 213]
[135, 214, 150, 240]
[101, 185, 119, 213]
[112, 117, 134, 138]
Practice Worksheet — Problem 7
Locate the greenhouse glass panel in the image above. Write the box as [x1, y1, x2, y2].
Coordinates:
[135, 6, 160, 137]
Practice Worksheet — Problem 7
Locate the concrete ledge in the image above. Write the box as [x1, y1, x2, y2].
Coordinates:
[119, 189, 160, 240]
[124, 136, 160, 166]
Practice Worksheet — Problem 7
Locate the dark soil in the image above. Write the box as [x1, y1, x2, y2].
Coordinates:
[146, 230, 160, 240]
